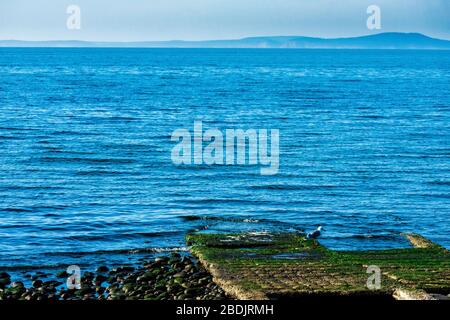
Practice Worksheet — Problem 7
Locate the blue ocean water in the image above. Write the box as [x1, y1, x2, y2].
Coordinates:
[0, 48, 449, 273]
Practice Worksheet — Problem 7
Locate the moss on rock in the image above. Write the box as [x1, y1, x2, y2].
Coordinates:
[187, 232, 450, 300]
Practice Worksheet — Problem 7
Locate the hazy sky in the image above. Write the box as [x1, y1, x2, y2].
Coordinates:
[1, 0, 449, 41]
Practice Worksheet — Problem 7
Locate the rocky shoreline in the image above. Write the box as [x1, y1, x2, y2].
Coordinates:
[0, 253, 229, 301]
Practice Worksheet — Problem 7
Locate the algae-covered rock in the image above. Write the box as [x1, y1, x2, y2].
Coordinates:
[187, 232, 450, 300]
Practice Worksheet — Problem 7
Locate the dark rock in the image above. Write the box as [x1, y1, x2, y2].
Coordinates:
[82, 272, 95, 280]
[137, 271, 157, 283]
[95, 274, 108, 283]
[0, 277, 11, 288]
[181, 256, 192, 264]
[96, 286, 105, 294]
[32, 280, 43, 288]
[81, 294, 91, 300]
[122, 283, 135, 294]
[121, 266, 135, 272]
[173, 271, 186, 279]
[155, 256, 169, 264]
[96, 266, 109, 273]
[44, 280, 62, 287]
[11, 281, 25, 288]
[184, 287, 200, 296]
[56, 271, 69, 278]
[0, 253, 227, 301]
[61, 292, 71, 300]
[0, 272, 10, 279]
[156, 292, 167, 300]
[77, 286, 95, 296]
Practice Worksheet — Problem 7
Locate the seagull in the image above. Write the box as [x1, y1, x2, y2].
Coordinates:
[306, 226, 323, 240]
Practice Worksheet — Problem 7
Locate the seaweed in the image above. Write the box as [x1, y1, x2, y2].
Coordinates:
[186, 232, 450, 300]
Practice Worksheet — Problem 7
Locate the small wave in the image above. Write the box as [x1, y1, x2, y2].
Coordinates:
[0, 263, 75, 272]
[0, 126, 38, 131]
[181, 215, 260, 223]
[50, 130, 100, 136]
[40, 226, 69, 231]
[32, 205, 67, 211]
[331, 79, 363, 83]
[42, 213, 61, 217]
[0, 207, 33, 213]
[329, 234, 399, 241]
[44, 246, 189, 257]
[177, 198, 270, 205]
[39, 157, 136, 165]
[250, 184, 337, 191]
[66, 230, 183, 241]
[353, 115, 387, 120]
[181, 215, 303, 231]
[0, 246, 190, 271]
[173, 165, 216, 171]
[352, 234, 398, 240]
[427, 180, 450, 186]
[0, 185, 65, 191]
[107, 116, 139, 121]
[0, 224, 32, 229]
[0, 247, 189, 272]
[420, 193, 450, 199]
[75, 170, 129, 176]
[45, 150, 96, 155]
[0, 135, 24, 140]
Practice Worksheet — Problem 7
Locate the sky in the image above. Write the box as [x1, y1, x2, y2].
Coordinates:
[0, 0, 449, 41]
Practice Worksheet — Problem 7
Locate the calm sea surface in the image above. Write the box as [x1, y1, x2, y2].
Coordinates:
[0, 48, 449, 274]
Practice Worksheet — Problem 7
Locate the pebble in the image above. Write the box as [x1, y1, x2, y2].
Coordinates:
[0, 277, 11, 288]
[11, 281, 25, 288]
[56, 271, 69, 278]
[96, 266, 109, 273]
[0, 253, 229, 301]
[173, 271, 186, 278]
[155, 256, 169, 263]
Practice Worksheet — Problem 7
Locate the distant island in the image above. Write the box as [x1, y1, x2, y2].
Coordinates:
[1, 33, 450, 49]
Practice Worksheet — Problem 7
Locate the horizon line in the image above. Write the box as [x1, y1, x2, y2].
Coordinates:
[2, 32, 450, 43]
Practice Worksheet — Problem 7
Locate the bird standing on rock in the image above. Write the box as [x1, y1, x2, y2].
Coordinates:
[306, 226, 323, 239]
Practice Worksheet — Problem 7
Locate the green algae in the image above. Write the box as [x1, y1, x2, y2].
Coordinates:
[187, 232, 450, 299]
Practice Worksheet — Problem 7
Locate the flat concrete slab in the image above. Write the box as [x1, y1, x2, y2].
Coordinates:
[187, 232, 450, 300]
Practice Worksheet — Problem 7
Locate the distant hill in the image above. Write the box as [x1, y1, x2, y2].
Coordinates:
[1, 33, 450, 49]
